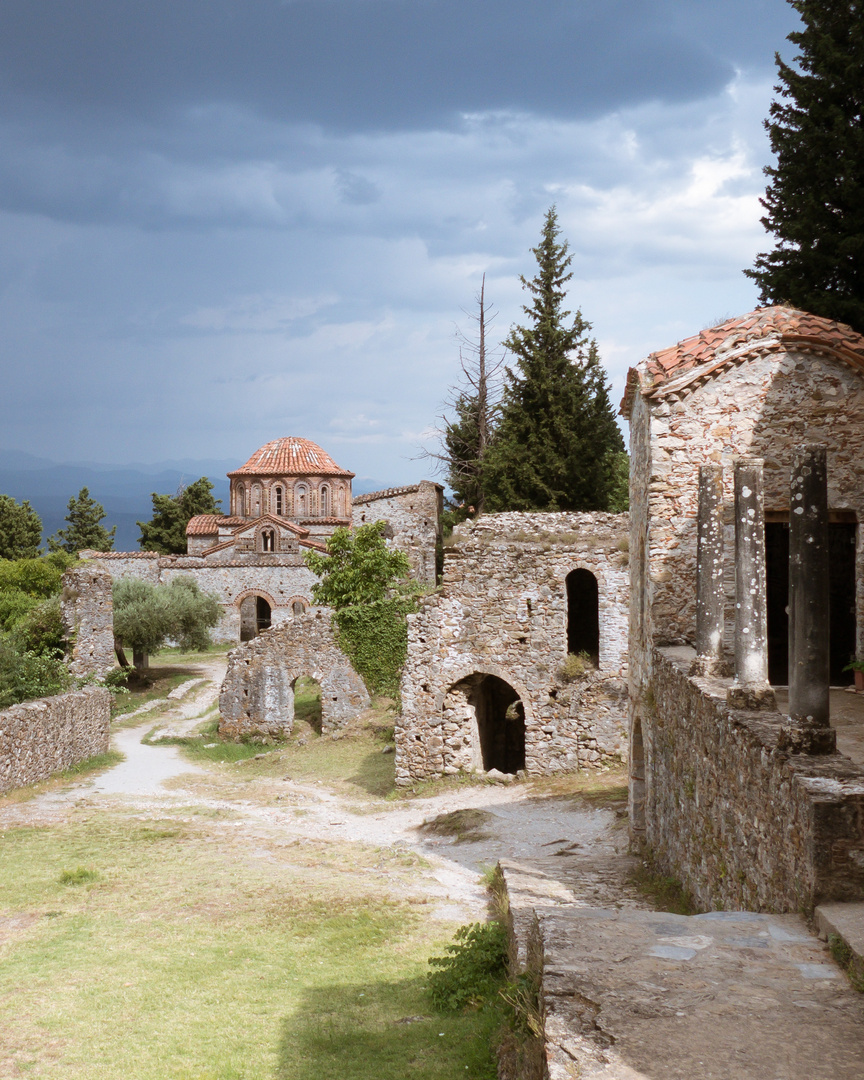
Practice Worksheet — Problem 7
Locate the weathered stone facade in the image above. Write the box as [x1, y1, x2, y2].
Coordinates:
[60, 564, 115, 677]
[353, 481, 444, 587]
[646, 647, 864, 912]
[622, 307, 864, 909]
[0, 686, 111, 794]
[397, 512, 630, 784]
[82, 441, 442, 645]
[219, 611, 369, 740]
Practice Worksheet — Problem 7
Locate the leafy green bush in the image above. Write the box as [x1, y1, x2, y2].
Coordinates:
[333, 599, 414, 699]
[0, 637, 69, 707]
[0, 588, 37, 632]
[113, 575, 221, 663]
[12, 596, 65, 657]
[428, 921, 508, 1012]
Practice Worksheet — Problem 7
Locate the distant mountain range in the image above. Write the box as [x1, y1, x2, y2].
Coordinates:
[0, 450, 388, 552]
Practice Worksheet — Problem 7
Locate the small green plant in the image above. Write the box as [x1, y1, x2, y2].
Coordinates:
[59, 867, 99, 886]
[843, 658, 864, 673]
[559, 651, 593, 683]
[428, 921, 508, 1012]
[630, 861, 697, 915]
[828, 934, 864, 993]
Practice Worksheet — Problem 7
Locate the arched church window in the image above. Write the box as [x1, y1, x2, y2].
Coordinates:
[566, 568, 600, 667]
[251, 483, 262, 517]
[296, 484, 308, 518]
[320, 485, 330, 517]
[260, 528, 276, 553]
[243, 484, 250, 516]
[274, 486, 283, 516]
[336, 486, 345, 517]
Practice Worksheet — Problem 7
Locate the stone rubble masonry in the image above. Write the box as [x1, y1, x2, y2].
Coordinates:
[0, 686, 111, 795]
[647, 646, 864, 912]
[397, 511, 630, 785]
[82, 550, 322, 642]
[61, 563, 115, 677]
[352, 480, 443, 587]
[218, 611, 370, 741]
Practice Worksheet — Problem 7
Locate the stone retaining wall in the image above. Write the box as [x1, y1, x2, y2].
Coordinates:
[645, 646, 864, 912]
[219, 612, 369, 740]
[0, 686, 111, 794]
[397, 512, 630, 785]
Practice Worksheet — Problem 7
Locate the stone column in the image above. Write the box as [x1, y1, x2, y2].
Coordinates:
[691, 465, 727, 676]
[727, 457, 775, 709]
[784, 444, 836, 753]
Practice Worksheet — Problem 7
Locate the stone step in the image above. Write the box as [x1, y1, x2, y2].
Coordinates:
[815, 901, 864, 991]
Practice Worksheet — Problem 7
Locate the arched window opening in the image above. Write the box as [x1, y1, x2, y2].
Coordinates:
[296, 484, 308, 518]
[336, 486, 345, 517]
[292, 675, 322, 735]
[566, 569, 600, 667]
[292, 600, 307, 618]
[274, 486, 283, 516]
[260, 529, 276, 553]
[320, 485, 330, 517]
[251, 483, 262, 517]
[451, 673, 525, 774]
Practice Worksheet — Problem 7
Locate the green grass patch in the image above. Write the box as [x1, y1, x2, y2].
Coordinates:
[144, 719, 278, 765]
[419, 809, 492, 843]
[111, 666, 201, 720]
[59, 749, 124, 779]
[630, 861, 698, 916]
[0, 812, 498, 1078]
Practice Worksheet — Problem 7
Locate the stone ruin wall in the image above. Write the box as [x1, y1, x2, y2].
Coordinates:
[629, 347, 864, 697]
[84, 551, 321, 642]
[645, 647, 864, 912]
[397, 512, 630, 785]
[0, 686, 111, 795]
[353, 481, 443, 587]
[219, 611, 369, 741]
[60, 563, 115, 677]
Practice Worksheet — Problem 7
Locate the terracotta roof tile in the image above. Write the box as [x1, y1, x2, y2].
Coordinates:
[228, 437, 354, 478]
[620, 306, 864, 415]
[186, 515, 246, 536]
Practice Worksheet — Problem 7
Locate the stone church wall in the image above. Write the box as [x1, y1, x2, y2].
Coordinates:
[219, 612, 370, 740]
[397, 512, 630, 785]
[644, 647, 864, 912]
[0, 686, 111, 795]
[353, 481, 443, 586]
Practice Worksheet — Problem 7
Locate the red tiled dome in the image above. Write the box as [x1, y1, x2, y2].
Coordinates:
[227, 437, 354, 478]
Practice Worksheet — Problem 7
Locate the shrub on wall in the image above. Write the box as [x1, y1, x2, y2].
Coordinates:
[333, 598, 415, 699]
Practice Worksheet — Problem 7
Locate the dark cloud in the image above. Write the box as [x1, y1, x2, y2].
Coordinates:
[0, 0, 793, 133]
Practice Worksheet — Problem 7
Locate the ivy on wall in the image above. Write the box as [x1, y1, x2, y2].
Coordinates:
[333, 598, 415, 700]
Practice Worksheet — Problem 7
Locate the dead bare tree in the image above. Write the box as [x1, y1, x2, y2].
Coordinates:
[420, 274, 505, 517]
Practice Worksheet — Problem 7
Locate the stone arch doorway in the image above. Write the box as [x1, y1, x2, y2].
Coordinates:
[239, 594, 273, 641]
[449, 673, 526, 774]
[566, 568, 599, 667]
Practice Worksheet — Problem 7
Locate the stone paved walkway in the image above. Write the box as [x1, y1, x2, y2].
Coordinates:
[502, 858, 864, 1080]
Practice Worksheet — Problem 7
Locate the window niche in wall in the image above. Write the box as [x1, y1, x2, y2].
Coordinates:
[295, 484, 308, 518]
[274, 486, 283, 516]
[566, 568, 600, 667]
[260, 528, 276, 553]
[320, 485, 330, 517]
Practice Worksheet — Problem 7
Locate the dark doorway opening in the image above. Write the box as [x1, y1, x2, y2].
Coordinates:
[456, 673, 525, 774]
[765, 520, 857, 685]
[256, 597, 272, 635]
[566, 569, 600, 666]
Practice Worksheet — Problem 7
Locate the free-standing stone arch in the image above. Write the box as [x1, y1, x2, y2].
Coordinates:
[219, 611, 370, 741]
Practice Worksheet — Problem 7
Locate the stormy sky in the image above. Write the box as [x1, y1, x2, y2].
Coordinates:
[0, 0, 800, 484]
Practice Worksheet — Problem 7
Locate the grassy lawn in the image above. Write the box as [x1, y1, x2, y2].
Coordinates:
[0, 651, 502, 1079]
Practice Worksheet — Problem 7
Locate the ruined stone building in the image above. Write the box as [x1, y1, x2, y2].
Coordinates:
[397, 512, 630, 784]
[83, 437, 442, 642]
[621, 306, 864, 911]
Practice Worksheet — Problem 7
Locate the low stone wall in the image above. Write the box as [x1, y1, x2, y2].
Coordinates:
[219, 611, 370, 740]
[397, 512, 630, 785]
[645, 646, 864, 912]
[61, 563, 115, 677]
[0, 686, 111, 794]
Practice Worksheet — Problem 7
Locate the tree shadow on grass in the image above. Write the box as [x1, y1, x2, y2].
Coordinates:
[346, 750, 396, 798]
[275, 977, 498, 1080]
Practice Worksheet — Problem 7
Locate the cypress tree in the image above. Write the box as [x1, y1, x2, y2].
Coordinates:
[745, 0, 864, 332]
[138, 477, 221, 555]
[483, 207, 625, 512]
[48, 487, 115, 554]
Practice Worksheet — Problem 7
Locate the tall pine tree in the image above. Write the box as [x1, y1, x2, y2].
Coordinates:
[483, 208, 625, 512]
[138, 477, 221, 555]
[48, 487, 115, 554]
[745, 0, 864, 332]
